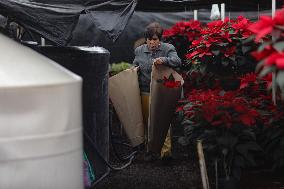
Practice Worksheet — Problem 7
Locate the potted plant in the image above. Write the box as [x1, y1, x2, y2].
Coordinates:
[248, 8, 284, 171]
[237, 72, 284, 177]
[177, 88, 262, 188]
[248, 8, 284, 99]
[163, 19, 202, 68]
[109, 61, 131, 76]
[185, 16, 257, 90]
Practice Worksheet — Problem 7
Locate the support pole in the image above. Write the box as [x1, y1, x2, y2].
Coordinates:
[272, 0, 276, 18]
[197, 140, 210, 189]
[272, 0, 276, 105]
[41, 37, 45, 46]
[221, 3, 225, 21]
[194, 10, 198, 20]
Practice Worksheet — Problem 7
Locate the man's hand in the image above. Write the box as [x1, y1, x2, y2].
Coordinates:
[153, 58, 164, 65]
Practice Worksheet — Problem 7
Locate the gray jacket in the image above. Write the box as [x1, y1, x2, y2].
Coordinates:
[133, 42, 181, 92]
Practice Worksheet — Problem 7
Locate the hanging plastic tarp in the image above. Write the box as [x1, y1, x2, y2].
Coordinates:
[136, 0, 283, 12]
[0, 0, 137, 46]
[74, 9, 273, 64]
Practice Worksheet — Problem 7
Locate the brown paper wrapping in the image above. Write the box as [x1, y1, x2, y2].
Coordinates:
[109, 67, 145, 147]
[148, 65, 184, 153]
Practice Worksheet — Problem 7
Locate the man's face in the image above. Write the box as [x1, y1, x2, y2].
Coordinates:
[146, 34, 160, 51]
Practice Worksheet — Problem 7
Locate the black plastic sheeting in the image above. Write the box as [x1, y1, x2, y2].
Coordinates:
[136, 0, 283, 12]
[69, 9, 273, 64]
[0, 0, 137, 46]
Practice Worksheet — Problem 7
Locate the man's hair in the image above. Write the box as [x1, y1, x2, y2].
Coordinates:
[144, 22, 163, 40]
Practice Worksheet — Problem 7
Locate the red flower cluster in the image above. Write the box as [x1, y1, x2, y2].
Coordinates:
[163, 20, 202, 41]
[239, 72, 258, 89]
[236, 72, 280, 127]
[248, 9, 284, 41]
[185, 16, 253, 74]
[249, 8, 284, 70]
[239, 72, 272, 90]
[177, 89, 259, 128]
[185, 16, 255, 78]
[163, 20, 203, 64]
[158, 73, 181, 88]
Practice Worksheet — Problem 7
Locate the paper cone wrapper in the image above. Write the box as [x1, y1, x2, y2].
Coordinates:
[148, 65, 184, 153]
[109, 68, 144, 146]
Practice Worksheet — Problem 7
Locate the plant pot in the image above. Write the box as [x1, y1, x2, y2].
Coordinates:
[218, 177, 240, 189]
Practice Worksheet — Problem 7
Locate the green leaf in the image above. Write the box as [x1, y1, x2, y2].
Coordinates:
[236, 142, 261, 166]
[242, 46, 252, 54]
[222, 60, 230, 66]
[255, 60, 265, 73]
[276, 71, 284, 93]
[219, 42, 229, 47]
[242, 35, 255, 45]
[110, 62, 131, 75]
[257, 41, 271, 52]
[272, 30, 282, 42]
[217, 135, 238, 148]
[182, 119, 195, 125]
[199, 64, 207, 74]
[259, 66, 275, 78]
[273, 41, 284, 52]
[228, 55, 236, 62]
[212, 50, 220, 56]
[168, 73, 175, 81]
[182, 103, 193, 110]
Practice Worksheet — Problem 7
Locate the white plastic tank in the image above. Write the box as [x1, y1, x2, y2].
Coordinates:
[0, 34, 83, 189]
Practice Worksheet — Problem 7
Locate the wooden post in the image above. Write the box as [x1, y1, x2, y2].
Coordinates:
[197, 140, 210, 189]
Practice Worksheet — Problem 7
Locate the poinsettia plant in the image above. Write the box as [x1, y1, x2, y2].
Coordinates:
[157, 73, 181, 88]
[177, 88, 261, 180]
[238, 72, 284, 170]
[185, 16, 257, 78]
[163, 20, 202, 67]
[248, 8, 284, 98]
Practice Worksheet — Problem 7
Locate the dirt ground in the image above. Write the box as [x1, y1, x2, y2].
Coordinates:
[93, 113, 284, 189]
[94, 136, 203, 189]
[94, 145, 284, 189]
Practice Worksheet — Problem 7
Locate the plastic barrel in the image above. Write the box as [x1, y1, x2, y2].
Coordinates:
[37, 46, 110, 179]
[0, 34, 83, 189]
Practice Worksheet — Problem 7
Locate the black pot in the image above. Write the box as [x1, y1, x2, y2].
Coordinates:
[218, 177, 240, 189]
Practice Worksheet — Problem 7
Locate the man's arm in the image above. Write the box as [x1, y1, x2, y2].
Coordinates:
[132, 47, 140, 67]
[154, 44, 181, 68]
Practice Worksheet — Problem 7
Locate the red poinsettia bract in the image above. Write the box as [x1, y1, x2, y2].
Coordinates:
[178, 89, 260, 128]
[248, 9, 284, 42]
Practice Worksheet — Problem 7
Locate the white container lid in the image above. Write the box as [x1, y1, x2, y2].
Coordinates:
[0, 34, 81, 88]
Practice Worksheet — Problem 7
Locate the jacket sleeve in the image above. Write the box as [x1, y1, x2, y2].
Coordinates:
[160, 44, 181, 68]
[132, 47, 140, 67]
